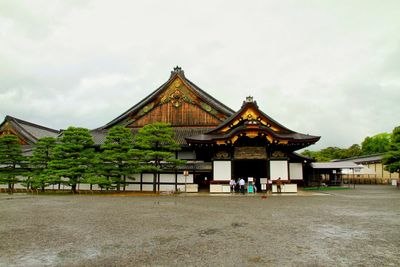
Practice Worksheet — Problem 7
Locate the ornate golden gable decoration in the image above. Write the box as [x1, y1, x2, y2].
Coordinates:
[160, 78, 194, 108]
[218, 108, 280, 133]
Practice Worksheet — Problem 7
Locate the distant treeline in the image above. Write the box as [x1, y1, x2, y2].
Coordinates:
[301, 130, 395, 162]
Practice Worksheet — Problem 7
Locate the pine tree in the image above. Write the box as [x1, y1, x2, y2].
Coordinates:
[99, 126, 140, 191]
[135, 122, 185, 192]
[0, 134, 25, 194]
[29, 137, 57, 191]
[47, 127, 95, 193]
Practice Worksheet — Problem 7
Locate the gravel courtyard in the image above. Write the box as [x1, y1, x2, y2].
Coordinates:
[0, 185, 399, 267]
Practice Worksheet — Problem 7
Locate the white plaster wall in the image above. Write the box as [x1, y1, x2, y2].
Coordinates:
[142, 184, 153, 191]
[78, 184, 91, 190]
[15, 183, 26, 189]
[177, 184, 186, 191]
[160, 174, 175, 183]
[142, 174, 153, 183]
[61, 184, 71, 190]
[289, 163, 303, 180]
[160, 184, 175, 191]
[270, 160, 288, 180]
[213, 161, 231, 181]
[127, 184, 141, 191]
[127, 174, 141, 182]
[177, 174, 193, 183]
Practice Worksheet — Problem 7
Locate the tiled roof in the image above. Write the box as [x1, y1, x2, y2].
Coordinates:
[332, 153, 384, 164]
[210, 99, 292, 134]
[186, 98, 320, 149]
[91, 127, 214, 146]
[90, 129, 108, 145]
[311, 162, 362, 169]
[1, 116, 59, 144]
[184, 78, 235, 117]
[14, 118, 59, 139]
[177, 161, 212, 171]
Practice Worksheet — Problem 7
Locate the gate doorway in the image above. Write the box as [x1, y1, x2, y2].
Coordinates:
[233, 160, 268, 181]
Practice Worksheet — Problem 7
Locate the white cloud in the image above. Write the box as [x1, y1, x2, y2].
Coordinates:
[0, 0, 399, 150]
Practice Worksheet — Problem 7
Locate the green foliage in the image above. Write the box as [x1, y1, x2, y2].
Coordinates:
[302, 146, 355, 162]
[383, 126, 400, 173]
[301, 131, 394, 162]
[0, 134, 25, 193]
[24, 174, 60, 191]
[99, 126, 139, 191]
[135, 122, 181, 151]
[341, 144, 362, 159]
[46, 127, 95, 193]
[29, 137, 58, 191]
[0, 134, 24, 168]
[361, 133, 391, 155]
[30, 137, 57, 169]
[302, 144, 363, 162]
[82, 176, 113, 190]
[134, 122, 185, 192]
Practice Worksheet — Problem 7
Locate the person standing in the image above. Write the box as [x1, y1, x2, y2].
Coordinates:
[229, 179, 236, 193]
[239, 178, 245, 194]
[276, 177, 282, 193]
[267, 178, 272, 193]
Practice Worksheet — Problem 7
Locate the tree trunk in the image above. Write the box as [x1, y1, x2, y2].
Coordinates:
[153, 172, 157, 193]
[8, 182, 12, 195]
[41, 186, 45, 192]
[158, 173, 160, 192]
[123, 176, 126, 192]
[117, 180, 120, 192]
[71, 183, 77, 194]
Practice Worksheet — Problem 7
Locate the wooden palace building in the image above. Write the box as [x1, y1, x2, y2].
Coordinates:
[0, 67, 320, 192]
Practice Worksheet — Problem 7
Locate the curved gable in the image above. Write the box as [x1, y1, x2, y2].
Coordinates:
[101, 67, 234, 129]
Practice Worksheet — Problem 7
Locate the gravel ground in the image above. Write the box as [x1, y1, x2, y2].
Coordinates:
[0, 185, 399, 267]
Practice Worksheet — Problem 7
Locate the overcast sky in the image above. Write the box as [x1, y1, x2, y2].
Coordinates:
[1, 0, 399, 150]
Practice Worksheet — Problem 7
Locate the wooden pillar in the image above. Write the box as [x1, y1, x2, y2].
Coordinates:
[140, 173, 143, 191]
[175, 171, 178, 192]
[157, 173, 160, 192]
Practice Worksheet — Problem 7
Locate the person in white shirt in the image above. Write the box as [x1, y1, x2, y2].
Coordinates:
[229, 179, 236, 193]
[239, 178, 245, 194]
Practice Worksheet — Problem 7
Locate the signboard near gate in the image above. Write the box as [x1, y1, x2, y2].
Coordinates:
[234, 147, 267, 159]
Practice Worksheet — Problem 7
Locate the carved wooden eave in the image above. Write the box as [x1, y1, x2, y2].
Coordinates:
[98, 66, 235, 130]
[186, 96, 320, 151]
[0, 115, 59, 145]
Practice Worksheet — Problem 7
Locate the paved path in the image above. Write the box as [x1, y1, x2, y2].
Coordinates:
[0, 185, 399, 266]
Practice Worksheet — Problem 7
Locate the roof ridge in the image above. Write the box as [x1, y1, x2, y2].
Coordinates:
[184, 78, 235, 114]
[97, 79, 170, 129]
[6, 115, 59, 133]
[98, 67, 235, 130]
[208, 100, 294, 134]
[332, 153, 385, 162]
[4, 116, 38, 144]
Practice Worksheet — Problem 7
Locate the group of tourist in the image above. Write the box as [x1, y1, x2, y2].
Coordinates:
[229, 177, 258, 194]
[229, 178, 248, 194]
[229, 177, 283, 194]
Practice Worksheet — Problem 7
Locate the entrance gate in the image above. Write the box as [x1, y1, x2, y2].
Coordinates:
[233, 160, 268, 181]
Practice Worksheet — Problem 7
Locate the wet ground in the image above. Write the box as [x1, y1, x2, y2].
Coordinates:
[0, 185, 399, 266]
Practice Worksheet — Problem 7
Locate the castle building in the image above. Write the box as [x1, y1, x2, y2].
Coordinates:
[0, 67, 320, 192]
